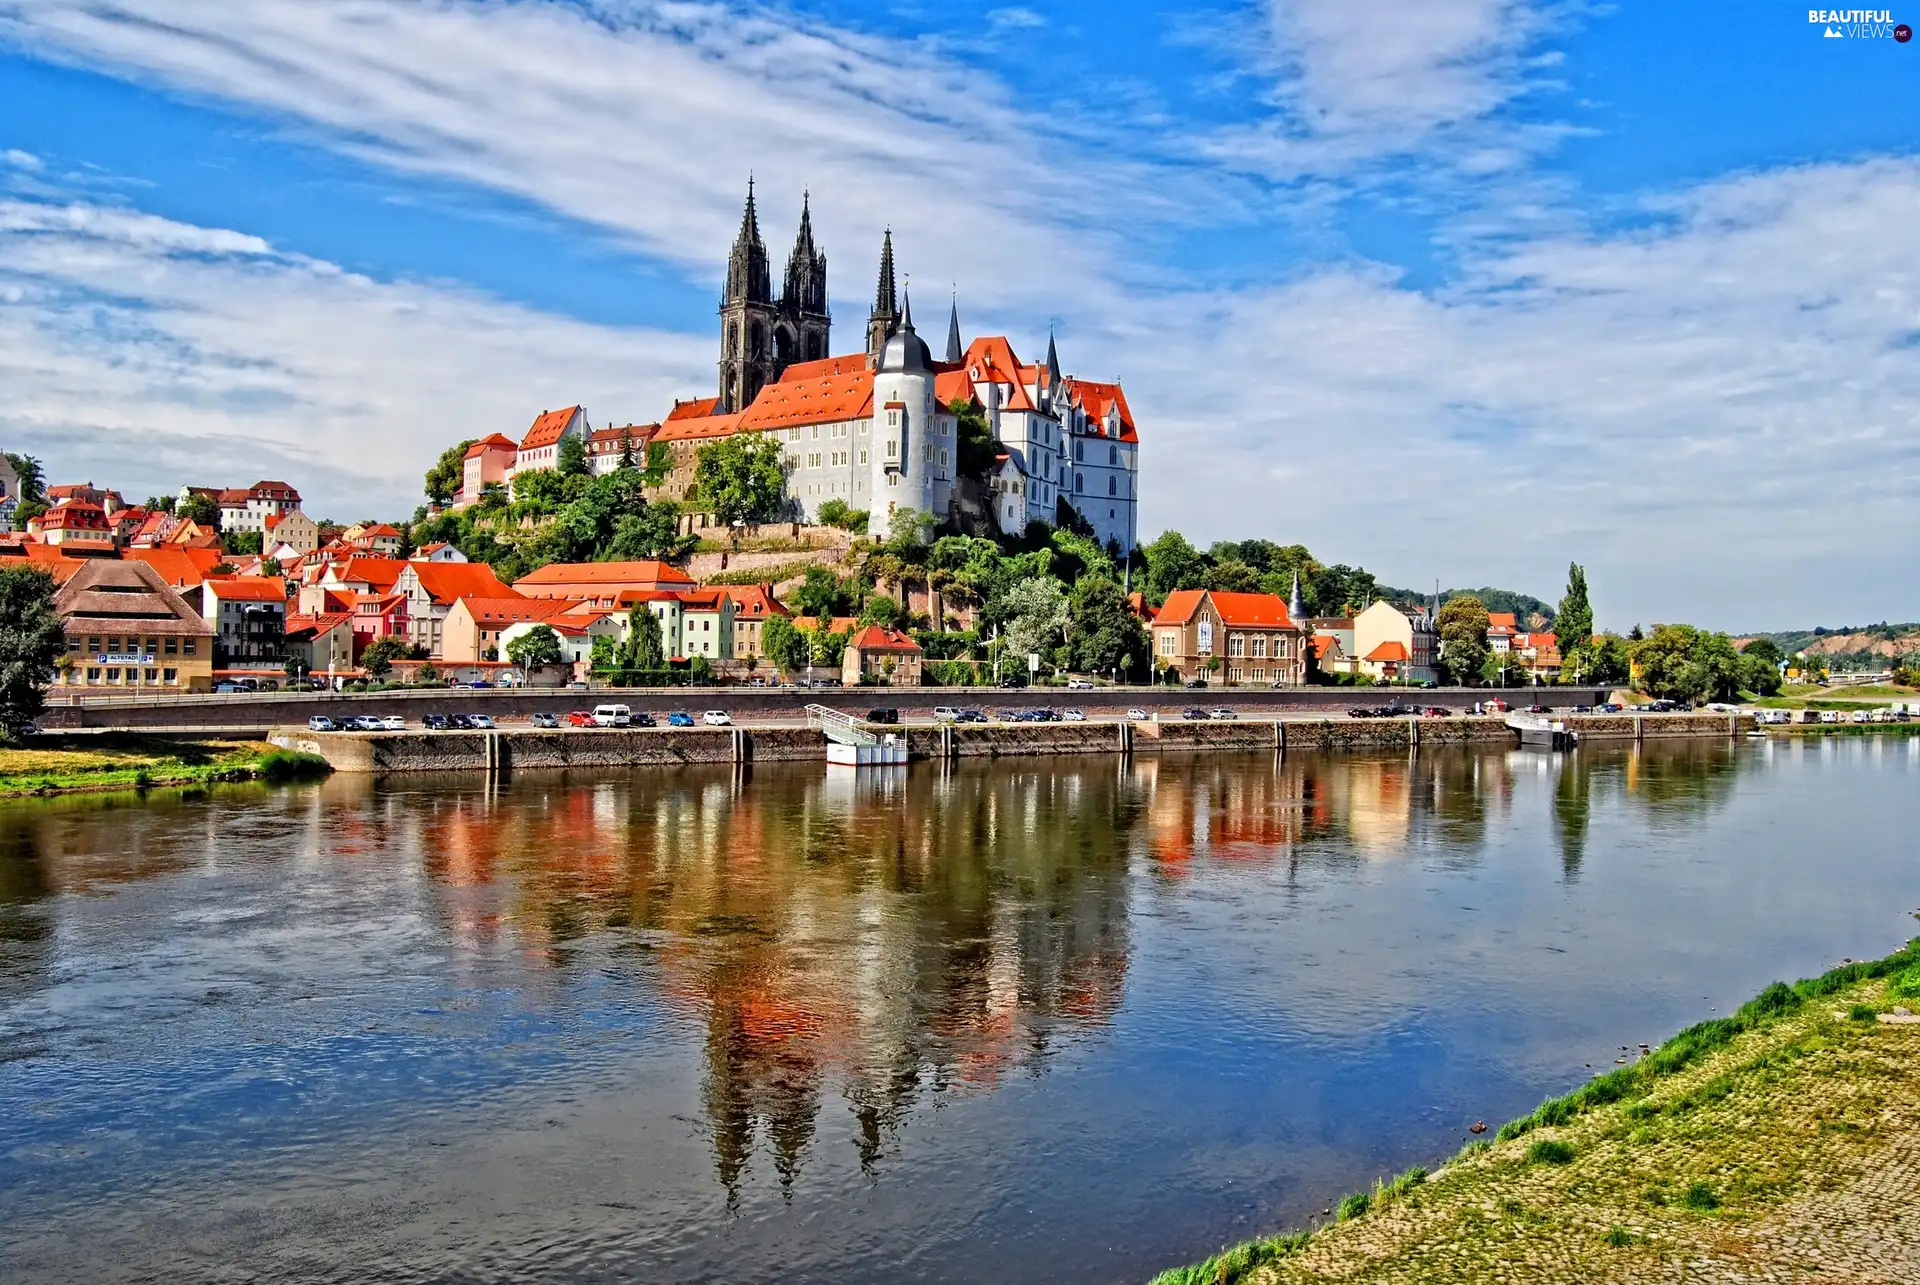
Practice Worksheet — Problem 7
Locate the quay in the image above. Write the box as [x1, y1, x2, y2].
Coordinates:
[271, 711, 1758, 774]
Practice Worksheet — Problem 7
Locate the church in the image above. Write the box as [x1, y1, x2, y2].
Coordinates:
[650, 184, 1142, 553]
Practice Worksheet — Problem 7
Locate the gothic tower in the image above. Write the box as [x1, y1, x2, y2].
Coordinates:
[866, 229, 900, 369]
[718, 179, 777, 413]
[779, 193, 831, 366]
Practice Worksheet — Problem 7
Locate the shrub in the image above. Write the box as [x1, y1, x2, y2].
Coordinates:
[1604, 1226, 1639, 1247]
[1889, 966, 1920, 1001]
[1682, 1181, 1720, 1211]
[1335, 1191, 1369, 1221]
[1526, 1139, 1575, 1165]
[258, 749, 331, 783]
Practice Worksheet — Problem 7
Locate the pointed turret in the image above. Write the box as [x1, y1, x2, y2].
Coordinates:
[945, 293, 962, 363]
[866, 228, 902, 367]
[782, 191, 828, 316]
[1044, 329, 1062, 386]
[1290, 569, 1305, 623]
[723, 177, 771, 305]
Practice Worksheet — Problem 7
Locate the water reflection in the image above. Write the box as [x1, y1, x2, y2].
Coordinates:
[2, 735, 1886, 1285]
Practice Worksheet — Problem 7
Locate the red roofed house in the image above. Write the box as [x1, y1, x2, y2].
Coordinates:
[392, 560, 518, 656]
[214, 481, 302, 536]
[497, 615, 624, 681]
[29, 499, 113, 547]
[1151, 589, 1309, 686]
[283, 612, 356, 680]
[458, 433, 520, 507]
[264, 508, 320, 555]
[717, 583, 790, 664]
[512, 560, 696, 607]
[441, 595, 570, 663]
[511, 406, 589, 492]
[842, 625, 923, 686]
[1352, 601, 1438, 685]
[586, 423, 658, 475]
[125, 545, 225, 590]
[1486, 612, 1519, 653]
[1513, 631, 1562, 682]
[201, 576, 290, 672]
[46, 483, 124, 512]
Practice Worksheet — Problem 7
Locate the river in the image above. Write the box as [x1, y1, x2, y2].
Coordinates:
[3, 738, 1918, 1283]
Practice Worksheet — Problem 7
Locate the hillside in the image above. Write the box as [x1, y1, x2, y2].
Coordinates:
[1743, 623, 1920, 670]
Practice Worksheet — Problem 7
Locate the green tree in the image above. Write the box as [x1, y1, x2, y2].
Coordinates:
[1205, 559, 1261, 594]
[640, 441, 673, 488]
[506, 624, 565, 673]
[950, 397, 999, 484]
[607, 501, 696, 561]
[1630, 623, 1746, 703]
[1002, 576, 1068, 668]
[179, 492, 219, 527]
[1582, 632, 1632, 686]
[1556, 563, 1593, 675]
[618, 424, 638, 470]
[1142, 529, 1203, 604]
[859, 594, 904, 629]
[1436, 595, 1491, 687]
[621, 606, 666, 672]
[693, 432, 786, 524]
[226, 530, 264, 556]
[5, 454, 47, 528]
[1066, 575, 1150, 678]
[0, 565, 65, 739]
[360, 635, 407, 679]
[424, 439, 476, 505]
[794, 566, 854, 621]
[885, 506, 934, 552]
[557, 432, 590, 478]
[762, 615, 811, 674]
[415, 661, 440, 685]
[811, 627, 850, 668]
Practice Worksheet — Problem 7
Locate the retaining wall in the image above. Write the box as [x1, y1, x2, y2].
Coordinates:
[277, 712, 1755, 774]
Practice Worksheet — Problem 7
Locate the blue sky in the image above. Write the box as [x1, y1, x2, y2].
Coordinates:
[1, 0, 1917, 628]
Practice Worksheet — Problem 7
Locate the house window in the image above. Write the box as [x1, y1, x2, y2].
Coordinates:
[1251, 668, 1266, 682]
[885, 441, 897, 459]
[105, 668, 120, 682]
[887, 410, 899, 427]
[1228, 635, 1245, 658]
[1110, 444, 1118, 464]
[87, 668, 100, 682]
[1075, 473, 1084, 492]
[1108, 476, 1117, 496]
[1251, 636, 1267, 659]
[183, 639, 196, 655]
[1228, 668, 1243, 682]
[1159, 631, 1178, 656]
[1276, 639, 1290, 658]
[1075, 440, 1084, 461]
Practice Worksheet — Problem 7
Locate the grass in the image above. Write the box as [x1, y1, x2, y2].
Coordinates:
[1147, 937, 1920, 1285]
[0, 733, 329, 796]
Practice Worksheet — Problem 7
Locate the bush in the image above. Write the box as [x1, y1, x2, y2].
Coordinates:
[1681, 1181, 1719, 1211]
[1889, 965, 1920, 1001]
[258, 749, 331, 783]
[1526, 1139, 1575, 1165]
[1335, 1191, 1369, 1221]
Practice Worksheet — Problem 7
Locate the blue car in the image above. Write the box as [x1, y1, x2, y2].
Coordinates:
[666, 711, 695, 727]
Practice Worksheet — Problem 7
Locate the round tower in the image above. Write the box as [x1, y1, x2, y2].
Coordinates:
[867, 294, 936, 542]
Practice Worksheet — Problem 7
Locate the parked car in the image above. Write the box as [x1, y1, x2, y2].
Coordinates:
[1066, 678, 1094, 690]
[1183, 678, 1208, 689]
[1422, 706, 1455, 718]
[530, 712, 560, 729]
[307, 715, 337, 732]
[998, 675, 1027, 689]
[466, 714, 496, 730]
[633, 712, 657, 727]
[423, 714, 450, 730]
[214, 681, 247, 694]
[467, 680, 494, 689]
[1062, 708, 1086, 721]
[1571, 704, 1593, 714]
[934, 706, 961, 722]
[1526, 703, 1551, 714]
[703, 710, 732, 726]
[1599, 703, 1623, 713]
[593, 704, 633, 727]
[1209, 708, 1237, 720]
[957, 709, 988, 723]
[866, 707, 899, 725]
[1347, 707, 1376, 719]
[1182, 708, 1211, 720]
[667, 711, 695, 727]
[1126, 708, 1150, 720]
[566, 710, 596, 727]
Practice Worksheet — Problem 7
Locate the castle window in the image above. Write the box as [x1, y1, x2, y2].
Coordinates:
[1110, 444, 1118, 464]
[860, 450, 868, 464]
[887, 410, 899, 427]
[788, 429, 800, 441]
[1251, 636, 1267, 659]
[1075, 472, 1084, 492]
[885, 441, 897, 459]
[1109, 476, 1117, 496]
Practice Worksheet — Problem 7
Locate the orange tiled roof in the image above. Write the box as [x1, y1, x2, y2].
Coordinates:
[125, 546, 224, 587]
[285, 611, 354, 637]
[848, 625, 921, 654]
[665, 397, 720, 422]
[1487, 612, 1518, 631]
[1206, 591, 1297, 630]
[514, 560, 696, 590]
[519, 406, 580, 451]
[1065, 377, 1138, 443]
[332, 557, 407, 593]
[456, 596, 568, 625]
[737, 366, 874, 430]
[961, 337, 1037, 412]
[653, 409, 743, 443]
[464, 433, 519, 459]
[1153, 589, 1208, 626]
[204, 576, 289, 603]
[408, 561, 515, 605]
[718, 584, 790, 618]
[1364, 640, 1411, 663]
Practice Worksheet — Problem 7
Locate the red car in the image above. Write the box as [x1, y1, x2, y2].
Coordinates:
[566, 710, 596, 727]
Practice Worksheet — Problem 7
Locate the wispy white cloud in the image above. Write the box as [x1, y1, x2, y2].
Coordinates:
[2, 148, 43, 170]
[0, 196, 708, 517]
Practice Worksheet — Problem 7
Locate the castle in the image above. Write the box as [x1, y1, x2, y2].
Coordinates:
[480, 185, 1142, 553]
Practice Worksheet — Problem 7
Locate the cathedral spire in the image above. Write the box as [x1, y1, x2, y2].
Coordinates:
[782, 190, 827, 318]
[945, 291, 962, 363]
[866, 228, 901, 367]
[1045, 329, 1062, 385]
[1289, 569, 1305, 623]
[723, 177, 771, 305]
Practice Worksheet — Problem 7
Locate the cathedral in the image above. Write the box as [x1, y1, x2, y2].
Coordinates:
[654, 185, 1142, 553]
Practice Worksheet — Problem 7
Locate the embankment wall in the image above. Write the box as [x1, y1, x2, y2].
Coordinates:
[275, 712, 1755, 774]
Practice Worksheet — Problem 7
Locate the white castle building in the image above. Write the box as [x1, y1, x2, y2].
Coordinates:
[647, 186, 1142, 552]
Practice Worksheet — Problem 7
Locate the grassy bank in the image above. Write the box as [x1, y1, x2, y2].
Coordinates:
[0, 733, 330, 797]
[1151, 939, 1920, 1285]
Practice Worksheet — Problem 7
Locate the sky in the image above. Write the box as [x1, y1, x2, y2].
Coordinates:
[0, 1, 1916, 630]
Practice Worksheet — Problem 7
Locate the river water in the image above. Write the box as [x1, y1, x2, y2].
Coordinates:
[3, 738, 1918, 1283]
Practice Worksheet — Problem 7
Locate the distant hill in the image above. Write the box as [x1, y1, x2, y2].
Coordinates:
[1379, 585, 1556, 630]
[1741, 623, 1920, 671]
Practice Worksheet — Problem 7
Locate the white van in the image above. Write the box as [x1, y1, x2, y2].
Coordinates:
[933, 706, 961, 721]
[593, 704, 633, 727]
